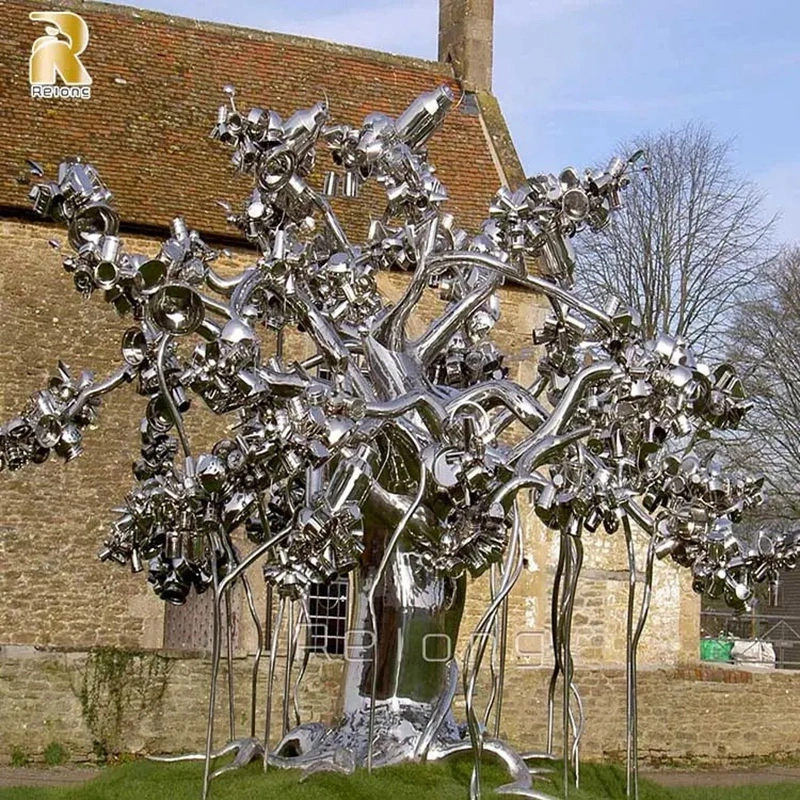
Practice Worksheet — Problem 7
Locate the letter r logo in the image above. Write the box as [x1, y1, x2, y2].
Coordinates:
[29, 11, 92, 87]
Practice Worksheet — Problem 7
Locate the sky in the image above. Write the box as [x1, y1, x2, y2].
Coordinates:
[104, 0, 800, 244]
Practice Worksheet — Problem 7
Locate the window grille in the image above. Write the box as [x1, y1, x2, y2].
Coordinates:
[307, 576, 349, 656]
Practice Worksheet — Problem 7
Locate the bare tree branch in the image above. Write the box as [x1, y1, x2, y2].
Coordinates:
[574, 123, 775, 359]
[726, 246, 800, 532]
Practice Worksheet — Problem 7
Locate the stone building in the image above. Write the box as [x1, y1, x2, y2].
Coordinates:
[2, 0, 795, 769]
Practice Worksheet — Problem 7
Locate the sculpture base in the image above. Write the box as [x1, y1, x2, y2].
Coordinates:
[273, 699, 463, 769]
[179, 707, 557, 799]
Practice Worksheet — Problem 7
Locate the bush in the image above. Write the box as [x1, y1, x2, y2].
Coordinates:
[72, 646, 171, 763]
[9, 745, 30, 767]
[44, 741, 69, 766]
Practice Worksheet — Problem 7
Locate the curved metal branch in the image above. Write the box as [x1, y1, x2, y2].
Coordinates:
[447, 382, 549, 433]
[510, 362, 618, 461]
[463, 501, 525, 800]
[69, 366, 133, 417]
[426, 252, 615, 331]
[206, 267, 247, 297]
[373, 216, 439, 352]
[414, 271, 501, 366]
[155, 335, 192, 463]
[364, 393, 447, 440]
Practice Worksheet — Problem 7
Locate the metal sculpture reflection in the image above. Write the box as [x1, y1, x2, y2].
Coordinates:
[3, 85, 796, 800]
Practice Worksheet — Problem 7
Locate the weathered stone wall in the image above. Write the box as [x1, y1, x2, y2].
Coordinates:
[0, 218, 167, 650]
[518, 513, 701, 668]
[0, 645, 342, 762]
[1, 646, 797, 766]
[458, 498, 701, 670]
[499, 662, 800, 766]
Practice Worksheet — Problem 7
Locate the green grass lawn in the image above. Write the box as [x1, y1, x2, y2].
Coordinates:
[0, 758, 797, 800]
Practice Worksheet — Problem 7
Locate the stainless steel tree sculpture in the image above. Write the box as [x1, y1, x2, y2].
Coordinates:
[2, 85, 797, 800]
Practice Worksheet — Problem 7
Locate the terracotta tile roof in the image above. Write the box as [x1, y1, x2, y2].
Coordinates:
[0, 0, 519, 240]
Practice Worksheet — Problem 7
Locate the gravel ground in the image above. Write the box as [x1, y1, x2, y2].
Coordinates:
[0, 766, 99, 788]
[642, 766, 800, 787]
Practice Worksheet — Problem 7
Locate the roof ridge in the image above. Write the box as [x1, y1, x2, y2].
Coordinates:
[25, 0, 456, 75]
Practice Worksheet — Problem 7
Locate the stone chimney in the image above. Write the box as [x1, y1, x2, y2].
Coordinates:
[438, 0, 493, 93]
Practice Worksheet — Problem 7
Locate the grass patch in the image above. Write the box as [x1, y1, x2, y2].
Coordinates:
[0, 758, 796, 800]
[8, 748, 30, 769]
[43, 744, 69, 768]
